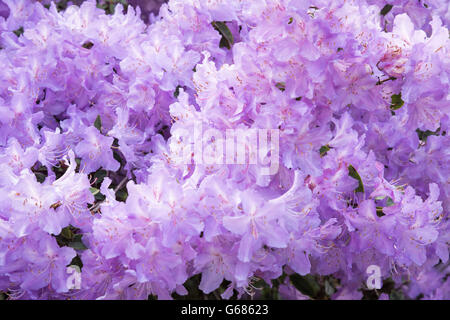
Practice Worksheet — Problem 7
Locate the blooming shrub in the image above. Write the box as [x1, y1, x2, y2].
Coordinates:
[0, 0, 448, 300]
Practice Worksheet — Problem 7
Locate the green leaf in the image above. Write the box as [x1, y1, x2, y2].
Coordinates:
[96, 0, 128, 14]
[93, 169, 107, 183]
[94, 193, 106, 202]
[376, 206, 385, 217]
[386, 197, 394, 207]
[211, 21, 234, 50]
[94, 115, 102, 132]
[275, 82, 286, 92]
[69, 255, 83, 269]
[75, 158, 82, 173]
[67, 265, 81, 273]
[61, 227, 73, 240]
[389, 289, 405, 300]
[32, 164, 48, 184]
[174, 85, 182, 98]
[34, 172, 47, 183]
[56, 0, 70, 11]
[416, 127, 440, 142]
[13, 27, 24, 37]
[89, 187, 100, 195]
[97, 4, 108, 10]
[390, 93, 404, 111]
[380, 4, 393, 16]
[82, 41, 94, 49]
[348, 165, 364, 193]
[68, 235, 88, 251]
[319, 145, 331, 157]
[68, 241, 88, 251]
[289, 274, 320, 298]
[324, 280, 335, 296]
[116, 189, 128, 202]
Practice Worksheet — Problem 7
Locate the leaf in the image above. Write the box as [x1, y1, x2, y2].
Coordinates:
[389, 289, 405, 300]
[319, 145, 331, 157]
[324, 280, 335, 296]
[67, 265, 81, 273]
[82, 41, 94, 49]
[390, 93, 404, 111]
[97, 0, 128, 15]
[13, 27, 24, 37]
[289, 274, 320, 298]
[416, 127, 440, 142]
[34, 172, 47, 183]
[115, 189, 128, 202]
[68, 235, 88, 251]
[211, 21, 234, 49]
[89, 187, 100, 196]
[174, 85, 182, 98]
[32, 164, 48, 184]
[380, 4, 393, 16]
[93, 169, 107, 183]
[376, 206, 385, 217]
[348, 165, 364, 193]
[97, 3, 108, 10]
[94, 115, 102, 132]
[73, 234, 83, 242]
[56, 0, 70, 11]
[69, 255, 83, 269]
[60, 227, 73, 240]
[94, 193, 106, 202]
[72, 157, 82, 173]
[275, 82, 286, 92]
[68, 241, 88, 251]
[386, 197, 394, 207]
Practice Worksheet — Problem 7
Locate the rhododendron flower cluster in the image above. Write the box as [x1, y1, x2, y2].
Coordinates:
[0, 0, 448, 300]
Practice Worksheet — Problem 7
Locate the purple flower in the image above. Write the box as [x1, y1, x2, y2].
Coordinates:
[0, 0, 448, 300]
